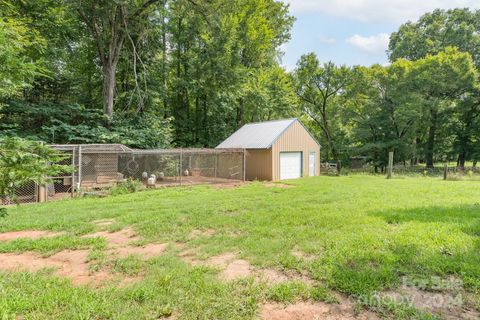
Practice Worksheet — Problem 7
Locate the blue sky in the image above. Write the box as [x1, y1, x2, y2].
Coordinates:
[280, 0, 480, 70]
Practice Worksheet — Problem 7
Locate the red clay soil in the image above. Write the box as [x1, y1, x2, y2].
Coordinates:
[112, 243, 168, 259]
[259, 301, 379, 320]
[180, 251, 314, 284]
[81, 227, 140, 247]
[0, 250, 110, 285]
[0, 230, 65, 242]
[0, 227, 169, 286]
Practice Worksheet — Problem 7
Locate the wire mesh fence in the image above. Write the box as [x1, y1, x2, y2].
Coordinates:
[346, 164, 480, 178]
[118, 148, 245, 187]
[1, 145, 246, 205]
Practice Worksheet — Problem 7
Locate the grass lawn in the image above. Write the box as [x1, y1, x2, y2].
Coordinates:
[0, 175, 479, 319]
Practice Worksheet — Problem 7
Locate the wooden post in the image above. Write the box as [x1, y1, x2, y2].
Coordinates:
[214, 152, 218, 178]
[179, 148, 183, 186]
[387, 151, 394, 179]
[443, 163, 448, 180]
[38, 184, 47, 203]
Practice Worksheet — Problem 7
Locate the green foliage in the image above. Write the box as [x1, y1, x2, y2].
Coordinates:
[0, 137, 70, 202]
[0, 102, 173, 148]
[109, 179, 144, 196]
[0, 19, 43, 98]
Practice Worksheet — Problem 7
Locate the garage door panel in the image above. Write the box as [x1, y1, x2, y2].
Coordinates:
[280, 152, 302, 180]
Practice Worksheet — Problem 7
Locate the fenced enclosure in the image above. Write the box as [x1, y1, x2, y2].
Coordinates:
[1, 144, 246, 205]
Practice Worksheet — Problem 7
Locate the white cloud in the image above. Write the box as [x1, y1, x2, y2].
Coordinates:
[283, 0, 480, 23]
[346, 33, 390, 53]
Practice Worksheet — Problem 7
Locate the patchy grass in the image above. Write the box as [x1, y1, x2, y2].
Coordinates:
[0, 176, 479, 319]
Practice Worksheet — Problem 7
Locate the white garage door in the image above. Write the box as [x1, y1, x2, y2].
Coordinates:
[280, 152, 302, 180]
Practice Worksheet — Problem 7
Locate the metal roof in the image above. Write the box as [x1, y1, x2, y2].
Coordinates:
[216, 118, 298, 149]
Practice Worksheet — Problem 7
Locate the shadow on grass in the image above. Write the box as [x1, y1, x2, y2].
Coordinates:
[313, 204, 480, 298]
[370, 203, 480, 236]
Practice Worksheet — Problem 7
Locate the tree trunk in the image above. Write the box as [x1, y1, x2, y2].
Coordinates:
[203, 96, 208, 145]
[195, 96, 200, 144]
[458, 151, 467, 169]
[236, 98, 244, 129]
[425, 108, 437, 168]
[102, 64, 117, 119]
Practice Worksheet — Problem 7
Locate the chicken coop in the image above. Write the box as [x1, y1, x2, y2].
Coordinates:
[0, 144, 243, 205]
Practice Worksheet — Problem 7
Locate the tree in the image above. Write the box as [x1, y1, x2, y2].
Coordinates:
[411, 48, 477, 167]
[0, 19, 42, 98]
[0, 137, 69, 204]
[69, 0, 161, 119]
[389, 9, 480, 67]
[389, 8, 480, 167]
[293, 53, 350, 162]
[343, 62, 422, 169]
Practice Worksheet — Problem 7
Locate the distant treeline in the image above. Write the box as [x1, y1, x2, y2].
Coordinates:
[0, 2, 478, 168]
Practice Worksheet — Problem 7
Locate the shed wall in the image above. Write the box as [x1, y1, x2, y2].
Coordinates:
[245, 149, 272, 181]
[271, 121, 320, 181]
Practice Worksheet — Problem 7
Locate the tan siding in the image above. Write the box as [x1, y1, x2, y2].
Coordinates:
[245, 149, 272, 181]
[271, 121, 320, 181]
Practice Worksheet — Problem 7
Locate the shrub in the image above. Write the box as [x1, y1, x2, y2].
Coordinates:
[110, 178, 144, 196]
[0, 137, 70, 203]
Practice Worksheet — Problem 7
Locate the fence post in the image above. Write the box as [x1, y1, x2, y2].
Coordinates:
[243, 148, 246, 182]
[214, 151, 218, 178]
[443, 163, 448, 180]
[71, 147, 75, 198]
[179, 148, 183, 186]
[387, 151, 394, 179]
[77, 146, 82, 190]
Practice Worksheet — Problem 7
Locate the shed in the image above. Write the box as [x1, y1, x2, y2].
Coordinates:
[216, 118, 320, 181]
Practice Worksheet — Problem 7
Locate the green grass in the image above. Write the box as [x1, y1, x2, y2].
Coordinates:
[0, 175, 479, 319]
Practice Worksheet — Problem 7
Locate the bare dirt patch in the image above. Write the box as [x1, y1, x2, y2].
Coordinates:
[221, 259, 252, 281]
[0, 250, 111, 286]
[0, 230, 65, 242]
[0, 227, 169, 286]
[263, 183, 293, 188]
[82, 227, 140, 247]
[260, 300, 378, 320]
[181, 251, 314, 284]
[189, 228, 216, 238]
[381, 284, 480, 320]
[257, 268, 315, 285]
[112, 243, 168, 259]
[210, 182, 247, 190]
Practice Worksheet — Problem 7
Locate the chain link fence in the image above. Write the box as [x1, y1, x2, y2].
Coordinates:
[1, 145, 245, 205]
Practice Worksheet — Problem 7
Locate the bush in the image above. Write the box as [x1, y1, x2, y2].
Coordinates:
[0, 137, 70, 203]
[109, 178, 144, 196]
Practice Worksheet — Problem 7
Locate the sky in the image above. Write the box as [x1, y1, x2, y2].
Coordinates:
[280, 0, 480, 70]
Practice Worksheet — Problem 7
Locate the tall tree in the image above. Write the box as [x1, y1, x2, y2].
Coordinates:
[70, 0, 161, 119]
[293, 53, 350, 162]
[411, 48, 477, 167]
[389, 8, 480, 167]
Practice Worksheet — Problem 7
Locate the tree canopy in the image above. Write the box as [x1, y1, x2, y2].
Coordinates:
[0, 3, 479, 169]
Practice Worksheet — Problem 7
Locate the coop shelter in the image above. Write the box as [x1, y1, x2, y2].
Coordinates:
[50, 144, 245, 190]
